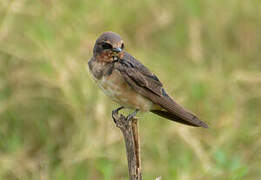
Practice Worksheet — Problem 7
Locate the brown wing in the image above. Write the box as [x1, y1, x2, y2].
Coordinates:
[115, 53, 208, 128]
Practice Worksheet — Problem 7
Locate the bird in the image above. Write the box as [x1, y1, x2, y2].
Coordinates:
[88, 32, 208, 128]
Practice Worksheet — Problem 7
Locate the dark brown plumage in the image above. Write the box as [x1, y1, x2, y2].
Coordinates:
[88, 32, 208, 128]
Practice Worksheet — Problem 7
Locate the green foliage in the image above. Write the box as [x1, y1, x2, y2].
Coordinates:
[0, 0, 260, 179]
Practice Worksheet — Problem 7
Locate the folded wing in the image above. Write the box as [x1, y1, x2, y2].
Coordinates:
[115, 53, 208, 128]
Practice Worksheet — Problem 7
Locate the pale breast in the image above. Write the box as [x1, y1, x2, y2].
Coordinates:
[96, 70, 153, 111]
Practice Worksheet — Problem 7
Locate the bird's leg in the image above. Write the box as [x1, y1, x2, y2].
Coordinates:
[126, 109, 139, 121]
[112, 106, 124, 123]
[112, 106, 124, 115]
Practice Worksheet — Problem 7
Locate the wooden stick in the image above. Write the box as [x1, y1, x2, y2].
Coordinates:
[113, 113, 142, 180]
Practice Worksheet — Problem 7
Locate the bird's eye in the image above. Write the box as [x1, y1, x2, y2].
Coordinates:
[121, 43, 125, 50]
[102, 43, 113, 50]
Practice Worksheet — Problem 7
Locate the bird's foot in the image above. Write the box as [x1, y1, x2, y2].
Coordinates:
[112, 106, 124, 123]
[126, 109, 139, 122]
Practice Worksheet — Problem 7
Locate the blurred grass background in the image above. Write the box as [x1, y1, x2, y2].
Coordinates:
[0, 0, 260, 179]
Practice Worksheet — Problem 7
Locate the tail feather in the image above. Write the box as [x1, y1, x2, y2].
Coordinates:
[151, 109, 208, 128]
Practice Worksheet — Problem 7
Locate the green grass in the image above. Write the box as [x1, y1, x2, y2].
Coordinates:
[0, 0, 261, 179]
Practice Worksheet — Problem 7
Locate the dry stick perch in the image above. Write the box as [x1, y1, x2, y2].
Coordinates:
[112, 112, 142, 180]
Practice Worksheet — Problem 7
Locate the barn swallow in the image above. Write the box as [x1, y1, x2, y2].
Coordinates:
[88, 32, 208, 128]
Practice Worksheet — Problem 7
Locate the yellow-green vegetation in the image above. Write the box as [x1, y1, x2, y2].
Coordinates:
[0, 0, 260, 179]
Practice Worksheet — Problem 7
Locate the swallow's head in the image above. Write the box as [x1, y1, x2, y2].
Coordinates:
[93, 32, 125, 62]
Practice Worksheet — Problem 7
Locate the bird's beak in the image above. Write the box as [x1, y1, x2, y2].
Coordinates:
[112, 47, 122, 53]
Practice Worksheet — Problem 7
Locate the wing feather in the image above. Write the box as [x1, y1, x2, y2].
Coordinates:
[115, 53, 208, 128]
